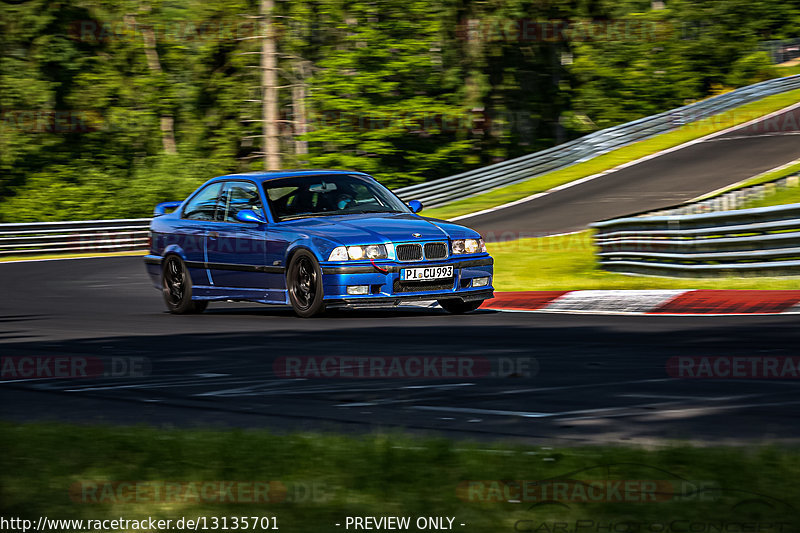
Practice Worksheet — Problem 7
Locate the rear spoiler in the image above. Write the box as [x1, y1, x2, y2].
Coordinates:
[153, 201, 182, 216]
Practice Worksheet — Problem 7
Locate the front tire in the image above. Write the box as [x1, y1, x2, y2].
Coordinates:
[161, 255, 206, 314]
[438, 299, 483, 314]
[287, 250, 326, 318]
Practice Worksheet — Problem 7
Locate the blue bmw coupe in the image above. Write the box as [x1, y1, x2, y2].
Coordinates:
[144, 170, 494, 317]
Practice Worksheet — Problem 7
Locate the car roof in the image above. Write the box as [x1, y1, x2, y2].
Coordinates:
[212, 169, 373, 183]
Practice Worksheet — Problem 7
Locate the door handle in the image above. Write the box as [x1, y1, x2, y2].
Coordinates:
[208, 231, 219, 239]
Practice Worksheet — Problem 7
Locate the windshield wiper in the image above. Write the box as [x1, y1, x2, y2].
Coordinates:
[279, 213, 332, 221]
[280, 209, 399, 221]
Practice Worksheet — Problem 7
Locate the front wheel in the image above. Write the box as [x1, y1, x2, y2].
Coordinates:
[287, 250, 326, 318]
[161, 255, 207, 314]
[438, 299, 484, 314]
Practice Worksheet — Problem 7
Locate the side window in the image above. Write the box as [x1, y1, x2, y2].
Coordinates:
[182, 183, 222, 221]
[220, 181, 264, 222]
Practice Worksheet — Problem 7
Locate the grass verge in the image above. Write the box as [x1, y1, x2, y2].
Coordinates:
[740, 185, 800, 210]
[2, 422, 799, 530]
[488, 231, 800, 290]
[0, 250, 142, 262]
[424, 86, 800, 221]
[778, 63, 800, 76]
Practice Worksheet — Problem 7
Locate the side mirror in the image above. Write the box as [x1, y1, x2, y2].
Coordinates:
[153, 201, 182, 217]
[407, 200, 424, 214]
[235, 209, 266, 224]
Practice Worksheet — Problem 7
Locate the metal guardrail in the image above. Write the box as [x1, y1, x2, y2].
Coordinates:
[2, 75, 799, 258]
[395, 75, 800, 207]
[591, 204, 800, 277]
[0, 219, 151, 257]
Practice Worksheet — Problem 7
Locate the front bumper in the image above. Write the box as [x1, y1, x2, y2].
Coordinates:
[324, 289, 493, 309]
[320, 256, 494, 308]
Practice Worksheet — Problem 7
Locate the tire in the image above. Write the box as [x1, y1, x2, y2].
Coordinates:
[438, 299, 484, 314]
[287, 250, 326, 318]
[161, 255, 206, 314]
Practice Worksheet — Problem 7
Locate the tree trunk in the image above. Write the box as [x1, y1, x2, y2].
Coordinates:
[261, 0, 280, 169]
[128, 14, 178, 155]
[292, 61, 308, 156]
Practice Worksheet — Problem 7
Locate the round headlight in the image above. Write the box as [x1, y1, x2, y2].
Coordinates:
[348, 246, 364, 260]
[365, 245, 386, 259]
[452, 240, 466, 254]
[465, 239, 479, 253]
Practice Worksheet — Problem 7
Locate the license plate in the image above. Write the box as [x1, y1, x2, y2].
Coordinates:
[401, 265, 454, 281]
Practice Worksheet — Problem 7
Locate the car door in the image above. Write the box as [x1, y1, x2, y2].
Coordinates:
[174, 181, 224, 288]
[206, 180, 269, 292]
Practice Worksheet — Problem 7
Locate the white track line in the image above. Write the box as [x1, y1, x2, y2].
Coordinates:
[560, 399, 800, 422]
[704, 132, 800, 142]
[413, 396, 800, 421]
[493, 378, 672, 396]
[691, 157, 800, 202]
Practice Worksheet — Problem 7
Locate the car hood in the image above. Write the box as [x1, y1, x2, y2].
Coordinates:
[279, 213, 480, 245]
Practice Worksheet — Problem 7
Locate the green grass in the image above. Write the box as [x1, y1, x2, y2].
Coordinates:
[740, 185, 800, 210]
[2, 422, 799, 531]
[424, 86, 800, 221]
[777, 63, 800, 76]
[488, 231, 800, 290]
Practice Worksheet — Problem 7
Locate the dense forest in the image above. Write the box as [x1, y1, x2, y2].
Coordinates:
[1, 0, 798, 221]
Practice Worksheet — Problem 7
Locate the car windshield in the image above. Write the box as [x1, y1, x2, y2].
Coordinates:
[264, 174, 410, 222]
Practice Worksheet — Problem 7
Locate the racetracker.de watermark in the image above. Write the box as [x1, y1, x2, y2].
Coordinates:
[68, 19, 260, 43]
[0, 109, 100, 133]
[667, 356, 800, 379]
[307, 109, 535, 135]
[466, 465, 796, 533]
[70, 480, 328, 504]
[0, 109, 161, 134]
[0, 108, 538, 136]
[0, 356, 150, 380]
[457, 479, 717, 503]
[273, 356, 537, 379]
[456, 18, 669, 43]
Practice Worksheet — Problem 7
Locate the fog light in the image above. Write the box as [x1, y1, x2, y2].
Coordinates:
[347, 285, 370, 295]
[472, 277, 490, 288]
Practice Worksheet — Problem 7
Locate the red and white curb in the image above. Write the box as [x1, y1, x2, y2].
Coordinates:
[481, 290, 800, 315]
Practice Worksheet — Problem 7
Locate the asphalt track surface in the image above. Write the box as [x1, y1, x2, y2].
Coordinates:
[3, 257, 800, 445]
[465, 104, 800, 238]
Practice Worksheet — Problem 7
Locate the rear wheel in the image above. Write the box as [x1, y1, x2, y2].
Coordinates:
[438, 299, 483, 314]
[287, 250, 326, 318]
[161, 255, 207, 314]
